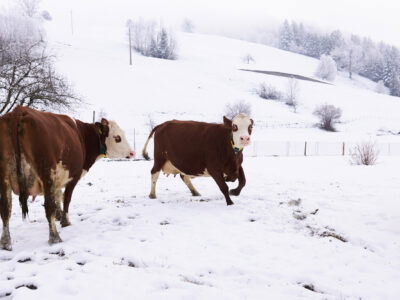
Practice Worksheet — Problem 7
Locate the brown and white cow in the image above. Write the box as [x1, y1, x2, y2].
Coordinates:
[0, 106, 134, 250]
[142, 113, 253, 206]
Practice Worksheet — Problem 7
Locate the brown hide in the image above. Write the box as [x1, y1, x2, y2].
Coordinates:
[0, 106, 109, 249]
[147, 120, 247, 205]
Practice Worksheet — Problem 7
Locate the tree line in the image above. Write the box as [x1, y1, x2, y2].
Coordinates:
[278, 20, 400, 96]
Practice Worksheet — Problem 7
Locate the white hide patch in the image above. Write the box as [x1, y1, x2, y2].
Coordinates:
[51, 161, 72, 192]
[105, 121, 133, 159]
[232, 113, 252, 148]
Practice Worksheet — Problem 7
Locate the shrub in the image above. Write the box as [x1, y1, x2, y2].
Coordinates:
[224, 100, 252, 119]
[256, 83, 282, 100]
[349, 141, 379, 165]
[313, 104, 342, 131]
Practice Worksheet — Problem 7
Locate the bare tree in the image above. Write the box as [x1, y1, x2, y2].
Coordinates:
[313, 104, 342, 131]
[349, 141, 379, 165]
[285, 77, 299, 112]
[242, 54, 255, 64]
[224, 100, 252, 119]
[18, 0, 40, 18]
[146, 114, 156, 131]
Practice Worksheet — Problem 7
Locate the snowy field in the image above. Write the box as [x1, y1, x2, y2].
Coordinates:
[1, 156, 399, 299]
[2, 1, 400, 299]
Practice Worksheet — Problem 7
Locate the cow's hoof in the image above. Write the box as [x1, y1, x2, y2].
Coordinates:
[0, 233, 12, 251]
[191, 191, 201, 197]
[229, 189, 240, 196]
[48, 234, 63, 245]
[0, 241, 12, 251]
[149, 194, 157, 199]
[226, 200, 234, 206]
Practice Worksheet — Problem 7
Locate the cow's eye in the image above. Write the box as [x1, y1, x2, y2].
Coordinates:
[114, 135, 121, 143]
[232, 124, 238, 132]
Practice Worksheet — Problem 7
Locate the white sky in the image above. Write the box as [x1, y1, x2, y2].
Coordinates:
[2, 0, 400, 45]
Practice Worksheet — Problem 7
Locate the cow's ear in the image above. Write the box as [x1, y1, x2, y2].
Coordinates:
[223, 116, 232, 127]
[95, 122, 109, 137]
[101, 118, 109, 126]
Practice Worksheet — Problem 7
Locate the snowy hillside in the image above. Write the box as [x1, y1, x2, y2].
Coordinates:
[39, 0, 400, 148]
[1, 1, 400, 299]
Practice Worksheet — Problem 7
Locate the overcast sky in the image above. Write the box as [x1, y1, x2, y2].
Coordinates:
[3, 0, 400, 45]
[118, 0, 400, 45]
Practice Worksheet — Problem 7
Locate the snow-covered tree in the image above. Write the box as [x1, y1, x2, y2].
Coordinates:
[315, 55, 337, 81]
[181, 18, 195, 33]
[279, 20, 294, 51]
[375, 80, 389, 94]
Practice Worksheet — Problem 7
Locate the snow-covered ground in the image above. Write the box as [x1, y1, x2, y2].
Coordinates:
[1, 156, 400, 299]
[1, 1, 400, 299]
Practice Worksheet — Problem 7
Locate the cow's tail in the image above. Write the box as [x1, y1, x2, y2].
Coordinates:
[142, 124, 161, 161]
[10, 113, 29, 219]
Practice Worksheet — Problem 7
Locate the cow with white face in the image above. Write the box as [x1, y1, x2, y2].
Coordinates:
[227, 113, 253, 150]
[142, 113, 254, 206]
[105, 121, 135, 159]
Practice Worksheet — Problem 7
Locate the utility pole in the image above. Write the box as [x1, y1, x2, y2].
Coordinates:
[128, 25, 132, 65]
[70, 10, 74, 35]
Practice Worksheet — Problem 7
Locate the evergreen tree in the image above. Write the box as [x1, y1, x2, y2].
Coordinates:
[279, 20, 294, 50]
[158, 28, 170, 59]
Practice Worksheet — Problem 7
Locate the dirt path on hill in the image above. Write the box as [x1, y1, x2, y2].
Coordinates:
[239, 69, 332, 85]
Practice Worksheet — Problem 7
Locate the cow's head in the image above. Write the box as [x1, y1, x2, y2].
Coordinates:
[223, 113, 253, 148]
[95, 118, 135, 159]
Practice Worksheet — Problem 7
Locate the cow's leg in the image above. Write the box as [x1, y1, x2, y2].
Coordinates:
[180, 175, 201, 196]
[0, 181, 12, 250]
[209, 170, 234, 206]
[43, 183, 62, 245]
[61, 179, 78, 227]
[149, 171, 160, 199]
[229, 166, 246, 196]
[149, 157, 165, 199]
[55, 188, 63, 221]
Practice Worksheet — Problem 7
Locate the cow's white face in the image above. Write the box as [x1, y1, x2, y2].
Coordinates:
[224, 114, 253, 148]
[105, 121, 135, 159]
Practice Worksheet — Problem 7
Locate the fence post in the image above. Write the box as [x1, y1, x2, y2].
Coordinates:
[133, 128, 136, 152]
[286, 141, 290, 156]
[92, 111, 95, 123]
[304, 141, 307, 156]
[342, 142, 345, 156]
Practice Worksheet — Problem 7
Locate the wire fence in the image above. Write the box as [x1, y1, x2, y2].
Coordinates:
[247, 141, 400, 157]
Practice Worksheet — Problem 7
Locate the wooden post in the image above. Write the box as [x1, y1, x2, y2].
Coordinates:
[128, 26, 132, 66]
[342, 142, 345, 156]
[304, 141, 307, 156]
[92, 111, 95, 123]
[133, 128, 136, 152]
